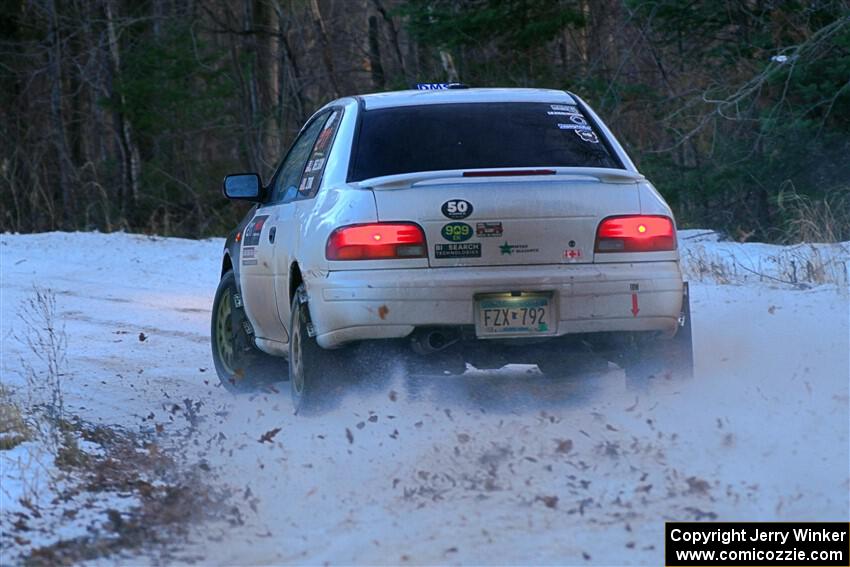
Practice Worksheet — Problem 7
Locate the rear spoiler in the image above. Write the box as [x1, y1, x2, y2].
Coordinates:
[355, 167, 645, 190]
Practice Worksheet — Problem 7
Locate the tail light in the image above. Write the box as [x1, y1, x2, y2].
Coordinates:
[595, 215, 676, 253]
[326, 223, 427, 260]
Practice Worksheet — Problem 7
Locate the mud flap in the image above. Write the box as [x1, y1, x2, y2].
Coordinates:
[229, 297, 257, 354]
[673, 282, 694, 379]
[621, 283, 694, 387]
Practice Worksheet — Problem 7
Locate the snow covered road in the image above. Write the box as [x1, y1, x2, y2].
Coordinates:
[1, 231, 848, 565]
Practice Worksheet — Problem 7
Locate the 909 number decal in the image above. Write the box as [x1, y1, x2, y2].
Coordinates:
[441, 222, 473, 242]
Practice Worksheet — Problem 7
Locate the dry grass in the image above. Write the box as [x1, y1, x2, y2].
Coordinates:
[777, 187, 850, 244]
[17, 287, 67, 451]
[4, 289, 234, 565]
[681, 241, 849, 288]
[0, 384, 30, 450]
[21, 421, 235, 567]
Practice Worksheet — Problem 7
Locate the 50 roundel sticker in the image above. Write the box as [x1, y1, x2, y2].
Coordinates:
[441, 222, 473, 242]
[442, 199, 473, 219]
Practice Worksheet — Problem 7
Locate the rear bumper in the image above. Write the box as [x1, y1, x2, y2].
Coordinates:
[306, 262, 684, 348]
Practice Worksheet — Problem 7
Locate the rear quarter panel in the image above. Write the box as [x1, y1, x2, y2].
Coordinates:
[593, 181, 680, 264]
[276, 98, 382, 320]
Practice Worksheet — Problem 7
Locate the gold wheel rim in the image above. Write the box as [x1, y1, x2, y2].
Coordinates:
[215, 290, 236, 375]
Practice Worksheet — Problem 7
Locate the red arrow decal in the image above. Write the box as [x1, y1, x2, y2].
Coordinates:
[631, 293, 640, 317]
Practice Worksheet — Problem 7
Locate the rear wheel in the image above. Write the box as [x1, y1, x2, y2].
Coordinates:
[211, 271, 283, 392]
[289, 285, 346, 412]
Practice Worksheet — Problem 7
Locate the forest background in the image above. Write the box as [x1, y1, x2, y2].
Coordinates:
[2, 0, 848, 242]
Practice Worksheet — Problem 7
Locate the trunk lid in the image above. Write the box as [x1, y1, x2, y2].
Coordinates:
[365, 169, 642, 267]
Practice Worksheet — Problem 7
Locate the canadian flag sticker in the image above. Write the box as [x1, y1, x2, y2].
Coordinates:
[564, 249, 583, 261]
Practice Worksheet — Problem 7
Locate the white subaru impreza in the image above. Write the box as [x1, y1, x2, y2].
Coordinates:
[211, 86, 693, 410]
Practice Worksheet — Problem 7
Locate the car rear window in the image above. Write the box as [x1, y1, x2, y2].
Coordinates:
[349, 102, 622, 181]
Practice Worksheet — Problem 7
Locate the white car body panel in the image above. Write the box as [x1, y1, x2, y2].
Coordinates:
[231, 88, 685, 354]
[309, 262, 683, 349]
[369, 174, 642, 267]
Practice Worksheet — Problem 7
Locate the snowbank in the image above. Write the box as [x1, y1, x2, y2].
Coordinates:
[1, 230, 847, 565]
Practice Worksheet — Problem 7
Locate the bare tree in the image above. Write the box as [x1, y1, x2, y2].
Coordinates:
[44, 0, 77, 227]
[105, 0, 141, 217]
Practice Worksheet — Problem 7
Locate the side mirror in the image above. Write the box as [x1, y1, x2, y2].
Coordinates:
[223, 173, 262, 201]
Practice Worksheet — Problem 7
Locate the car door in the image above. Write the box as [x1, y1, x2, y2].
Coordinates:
[274, 108, 345, 330]
[239, 114, 328, 344]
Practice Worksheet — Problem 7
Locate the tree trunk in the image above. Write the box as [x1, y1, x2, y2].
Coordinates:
[309, 0, 340, 98]
[46, 0, 75, 229]
[367, 15, 385, 90]
[105, 0, 141, 218]
[371, 0, 406, 82]
[439, 50, 458, 82]
[254, 0, 281, 170]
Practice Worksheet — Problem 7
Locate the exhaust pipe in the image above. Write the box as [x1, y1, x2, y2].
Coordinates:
[411, 328, 459, 355]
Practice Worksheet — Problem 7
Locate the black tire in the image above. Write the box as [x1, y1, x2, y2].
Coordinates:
[211, 271, 283, 392]
[289, 285, 344, 412]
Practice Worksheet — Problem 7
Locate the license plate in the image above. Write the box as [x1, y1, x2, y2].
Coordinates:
[474, 293, 555, 338]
